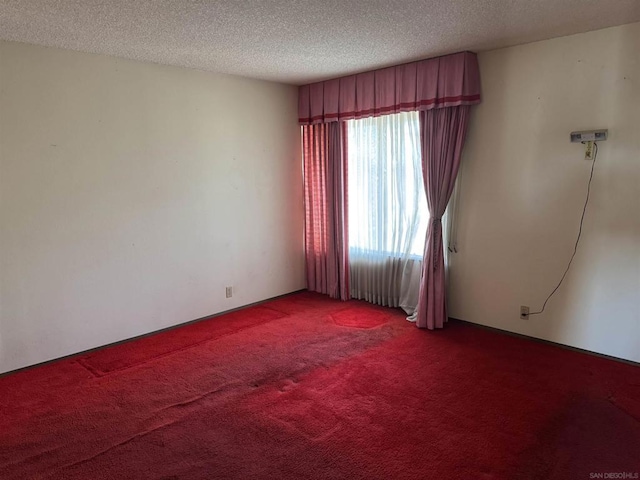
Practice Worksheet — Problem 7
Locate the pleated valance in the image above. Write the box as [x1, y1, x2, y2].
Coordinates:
[298, 51, 480, 125]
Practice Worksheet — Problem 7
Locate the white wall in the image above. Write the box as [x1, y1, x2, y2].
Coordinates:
[0, 41, 305, 374]
[450, 23, 640, 362]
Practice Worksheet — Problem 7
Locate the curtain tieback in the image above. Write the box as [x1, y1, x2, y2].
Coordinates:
[431, 217, 442, 270]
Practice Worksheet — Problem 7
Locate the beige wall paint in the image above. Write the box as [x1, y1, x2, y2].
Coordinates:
[450, 22, 640, 362]
[0, 41, 304, 374]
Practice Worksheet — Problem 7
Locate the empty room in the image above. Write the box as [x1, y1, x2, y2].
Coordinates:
[1, 1, 639, 479]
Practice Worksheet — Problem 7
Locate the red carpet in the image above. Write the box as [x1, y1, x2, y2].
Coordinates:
[0, 292, 638, 479]
[77, 305, 287, 376]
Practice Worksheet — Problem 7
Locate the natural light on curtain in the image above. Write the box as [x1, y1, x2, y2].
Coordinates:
[347, 111, 428, 313]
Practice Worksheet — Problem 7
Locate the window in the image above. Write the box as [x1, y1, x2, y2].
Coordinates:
[347, 111, 428, 259]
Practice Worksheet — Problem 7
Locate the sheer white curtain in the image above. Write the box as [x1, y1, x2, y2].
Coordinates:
[347, 111, 427, 314]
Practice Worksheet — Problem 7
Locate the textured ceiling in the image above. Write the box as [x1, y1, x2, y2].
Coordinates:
[1, 0, 639, 85]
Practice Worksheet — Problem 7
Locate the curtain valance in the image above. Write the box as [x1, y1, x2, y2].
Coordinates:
[298, 51, 480, 125]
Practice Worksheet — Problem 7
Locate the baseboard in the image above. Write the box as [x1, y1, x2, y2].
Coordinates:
[0, 289, 307, 379]
[450, 317, 640, 367]
[6, 295, 634, 379]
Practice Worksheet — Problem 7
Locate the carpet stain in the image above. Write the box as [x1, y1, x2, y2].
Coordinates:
[331, 306, 391, 328]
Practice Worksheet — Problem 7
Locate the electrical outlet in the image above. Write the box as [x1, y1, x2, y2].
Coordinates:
[520, 306, 530, 320]
[225, 286, 233, 298]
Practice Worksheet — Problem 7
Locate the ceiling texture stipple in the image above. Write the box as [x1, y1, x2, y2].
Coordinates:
[1, 0, 639, 85]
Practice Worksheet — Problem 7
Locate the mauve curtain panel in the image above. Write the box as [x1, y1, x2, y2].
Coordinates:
[302, 122, 349, 300]
[415, 106, 471, 329]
